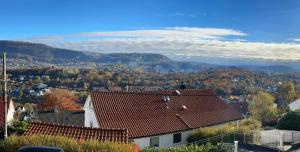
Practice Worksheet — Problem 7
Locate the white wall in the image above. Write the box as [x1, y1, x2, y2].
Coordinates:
[133, 121, 236, 149]
[84, 95, 99, 128]
[7, 99, 15, 123]
[134, 130, 193, 149]
[260, 129, 300, 145]
[134, 137, 150, 148]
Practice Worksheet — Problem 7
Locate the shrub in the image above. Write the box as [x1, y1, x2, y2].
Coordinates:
[0, 120, 29, 140]
[277, 111, 300, 131]
[0, 135, 139, 152]
[142, 143, 228, 152]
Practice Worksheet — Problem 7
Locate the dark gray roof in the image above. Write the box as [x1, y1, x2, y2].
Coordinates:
[32, 109, 84, 126]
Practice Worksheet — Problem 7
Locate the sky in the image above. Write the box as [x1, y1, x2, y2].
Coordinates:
[0, 0, 300, 62]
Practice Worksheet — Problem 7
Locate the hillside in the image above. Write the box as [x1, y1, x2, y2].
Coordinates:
[0, 40, 94, 63]
[0, 40, 214, 72]
[1, 40, 296, 73]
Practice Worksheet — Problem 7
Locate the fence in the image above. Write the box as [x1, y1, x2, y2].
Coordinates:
[260, 129, 300, 150]
[185, 129, 300, 151]
[186, 130, 260, 146]
[175, 130, 280, 151]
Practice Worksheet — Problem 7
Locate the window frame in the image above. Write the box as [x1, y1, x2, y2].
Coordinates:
[149, 136, 159, 147]
[173, 132, 182, 143]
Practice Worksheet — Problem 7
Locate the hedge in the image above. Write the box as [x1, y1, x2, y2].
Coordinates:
[277, 111, 300, 131]
[142, 143, 228, 152]
[0, 135, 139, 152]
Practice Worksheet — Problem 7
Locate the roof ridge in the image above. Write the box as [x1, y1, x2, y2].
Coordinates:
[175, 114, 192, 129]
[91, 88, 215, 96]
[92, 88, 212, 93]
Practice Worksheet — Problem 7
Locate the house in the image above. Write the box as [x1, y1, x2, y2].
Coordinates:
[26, 109, 84, 126]
[84, 89, 242, 148]
[288, 98, 300, 111]
[16, 106, 26, 113]
[24, 121, 128, 143]
[0, 98, 15, 125]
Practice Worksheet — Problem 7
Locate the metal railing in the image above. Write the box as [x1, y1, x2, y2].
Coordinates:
[173, 130, 281, 151]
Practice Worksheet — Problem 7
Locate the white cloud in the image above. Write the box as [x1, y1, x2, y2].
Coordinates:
[292, 38, 300, 42]
[74, 27, 246, 40]
[21, 27, 300, 61]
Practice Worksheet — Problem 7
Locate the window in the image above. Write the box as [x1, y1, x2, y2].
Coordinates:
[90, 121, 93, 127]
[173, 133, 182, 143]
[150, 136, 159, 147]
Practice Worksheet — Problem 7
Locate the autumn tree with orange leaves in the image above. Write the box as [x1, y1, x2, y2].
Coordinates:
[38, 89, 82, 110]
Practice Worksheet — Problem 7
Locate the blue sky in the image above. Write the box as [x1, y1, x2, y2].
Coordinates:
[0, 0, 300, 61]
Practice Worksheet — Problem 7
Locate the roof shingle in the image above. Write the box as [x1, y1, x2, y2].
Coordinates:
[24, 121, 128, 143]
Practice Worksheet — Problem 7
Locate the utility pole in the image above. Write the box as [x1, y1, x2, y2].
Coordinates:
[3, 51, 7, 139]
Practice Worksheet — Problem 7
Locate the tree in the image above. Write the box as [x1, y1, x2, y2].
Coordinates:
[33, 76, 41, 83]
[277, 111, 300, 131]
[0, 120, 29, 138]
[249, 91, 277, 125]
[37, 89, 81, 110]
[278, 82, 297, 106]
[18, 88, 23, 99]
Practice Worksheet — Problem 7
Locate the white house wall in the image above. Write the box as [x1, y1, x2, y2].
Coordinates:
[7, 100, 15, 123]
[133, 137, 150, 148]
[133, 130, 193, 149]
[133, 121, 236, 149]
[84, 95, 99, 128]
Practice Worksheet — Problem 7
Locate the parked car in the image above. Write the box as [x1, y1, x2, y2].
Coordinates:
[17, 146, 64, 152]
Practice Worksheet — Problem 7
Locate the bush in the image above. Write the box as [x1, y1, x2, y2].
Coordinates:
[0, 135, 139, 152]
[0, 120, 29, 140]
[187, 119, 261, 143]
[142, 143, 228, 152]
[277, 111, 300, 131]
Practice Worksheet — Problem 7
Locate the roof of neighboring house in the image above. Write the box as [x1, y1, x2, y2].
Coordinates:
[24, 121, 128, 143]
[89, 89, 243, 138]
[30, 109, 84, 126]
[289, 98, 300, 111]
[0, 97, 14, 125]
[228, 102, 248, 116]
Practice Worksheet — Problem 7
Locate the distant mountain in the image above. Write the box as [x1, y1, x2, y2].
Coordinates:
[0, 40, 93, 63]
[177, 56, 300, 73]
[1, 40, 297, 73]
[0, 40, 214, 72]
[237, 65, 296, 73]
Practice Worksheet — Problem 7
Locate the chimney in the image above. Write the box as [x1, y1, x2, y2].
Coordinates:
[180, 82, 186, 90]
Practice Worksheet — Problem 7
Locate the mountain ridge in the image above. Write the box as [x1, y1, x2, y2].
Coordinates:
[0, 40, 297, 73]
[0, 40, 214, 72]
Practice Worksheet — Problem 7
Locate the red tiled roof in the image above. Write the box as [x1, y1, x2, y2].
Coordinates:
[90, 89, 243, 138]
[24, 121, 128, 143]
